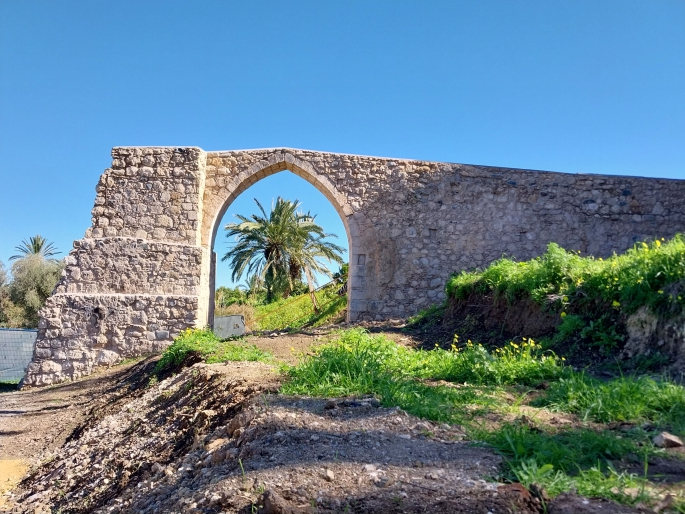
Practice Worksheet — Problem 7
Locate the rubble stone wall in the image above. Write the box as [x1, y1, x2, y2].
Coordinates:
[56, 238, 204, 296]
[22, 146, 685, 386]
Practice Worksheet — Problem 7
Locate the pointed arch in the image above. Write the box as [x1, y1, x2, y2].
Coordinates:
[201, 151, 360, 325]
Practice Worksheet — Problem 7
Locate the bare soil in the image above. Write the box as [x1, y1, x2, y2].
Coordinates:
[0, 329, 658, 513]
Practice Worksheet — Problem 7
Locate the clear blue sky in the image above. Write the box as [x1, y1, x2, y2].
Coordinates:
[1, 1, 683, 288]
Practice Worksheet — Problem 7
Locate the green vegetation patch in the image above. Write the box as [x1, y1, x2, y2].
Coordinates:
[281, 329, 565, 420]
[154, 328, 272, 375]
[537, 373, 685, 426]
[447, 235, 685, 315]
[282, 328, 685, 509]
[440, 235, 685, 357]
[254, 284, 346, 330]
[477, 423, 650, 498]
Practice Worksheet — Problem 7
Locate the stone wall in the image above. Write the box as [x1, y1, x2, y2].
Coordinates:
[56, 238, 203, 296]
[27, 294, 197, 386]
[201, 149, 685, 320]
[22, 146, 685, 386]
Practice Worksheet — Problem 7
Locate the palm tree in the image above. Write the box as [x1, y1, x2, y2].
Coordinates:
[222, 197, 345, 303]
[9, 235, 60, 261]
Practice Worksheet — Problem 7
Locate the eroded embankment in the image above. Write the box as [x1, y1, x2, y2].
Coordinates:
[441, 290, 685, 371]
[6, 361, 547, 514]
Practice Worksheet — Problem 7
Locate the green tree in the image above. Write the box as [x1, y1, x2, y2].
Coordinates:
[8, 254, 63, 327]
[215, 286, 248, 308]
[9, 235, 60, 261]
[222, 197, 345, 302]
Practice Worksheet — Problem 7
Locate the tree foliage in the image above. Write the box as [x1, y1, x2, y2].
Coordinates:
[3, 255, 63, 327]
[222, 197, 345, 301]
[9, 235, 60, 261]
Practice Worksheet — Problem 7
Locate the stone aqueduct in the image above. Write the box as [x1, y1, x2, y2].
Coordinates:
[23, 147, 685, 386]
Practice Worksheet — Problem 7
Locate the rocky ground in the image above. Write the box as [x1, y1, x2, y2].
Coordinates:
[0, 331, 660, 513]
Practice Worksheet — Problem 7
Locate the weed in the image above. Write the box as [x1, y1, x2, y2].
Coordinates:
[445, 236, 685, 353]
[446, 236, 685, 315]
[536, 373, 685, 428]
[153, 328, 272, 375]
[476, 422, 661, 501]
[281, 328, 685, 508]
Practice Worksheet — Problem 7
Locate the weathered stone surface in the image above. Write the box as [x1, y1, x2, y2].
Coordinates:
[22, 146, 685, 386]
[22, 293, 198, 386]
[57, 238, 203, 295]
[653, 432, 684, 448]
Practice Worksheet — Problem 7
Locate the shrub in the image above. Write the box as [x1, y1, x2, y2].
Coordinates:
[6, 255, 63, 327]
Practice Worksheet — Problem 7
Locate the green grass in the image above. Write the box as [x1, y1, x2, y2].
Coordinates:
[536, 373, 685, 428]
[441, 235, 685, 355]
[281, 328, 685, 508]
[281, 329, 565, 424]
[447, 235, 685, 315]
[154, 328, 272, 375]
[476, 422, 651, 494]
[254, 284, 346, 330]
[282, 329, 565, 393]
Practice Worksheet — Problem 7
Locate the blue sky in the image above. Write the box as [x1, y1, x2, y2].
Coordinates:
[1, 1, 683, 288]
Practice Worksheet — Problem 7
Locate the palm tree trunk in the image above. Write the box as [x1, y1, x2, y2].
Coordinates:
[304, 266, 320, 313]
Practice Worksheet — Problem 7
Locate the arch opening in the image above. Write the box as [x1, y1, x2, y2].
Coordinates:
[201, 157, 355, 329]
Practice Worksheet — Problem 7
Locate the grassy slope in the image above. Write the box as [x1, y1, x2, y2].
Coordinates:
[447, 235, 685, 314]
[410, 235, 685, 361]
[253, 284, 346, 331]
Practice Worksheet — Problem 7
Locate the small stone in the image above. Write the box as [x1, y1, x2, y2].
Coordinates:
[653, 432, 684, 448]
[324, 469, 334, 482]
